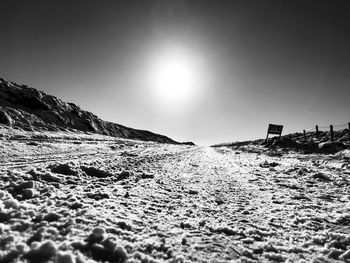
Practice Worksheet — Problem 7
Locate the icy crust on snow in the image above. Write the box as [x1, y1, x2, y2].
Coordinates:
[1, 129, 350, 262]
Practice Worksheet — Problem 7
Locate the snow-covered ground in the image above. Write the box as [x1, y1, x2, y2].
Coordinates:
[1, 126, 350, 263]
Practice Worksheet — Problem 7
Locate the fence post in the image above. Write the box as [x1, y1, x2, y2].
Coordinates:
[330, 125, 334, 141]
[315, 125, 319, 139]
[303, 130, 307, 142]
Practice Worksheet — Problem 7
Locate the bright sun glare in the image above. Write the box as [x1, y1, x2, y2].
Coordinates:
[150, 48, 200, 108]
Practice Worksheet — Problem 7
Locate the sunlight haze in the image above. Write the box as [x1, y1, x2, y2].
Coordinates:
[1, 0, 350, 145]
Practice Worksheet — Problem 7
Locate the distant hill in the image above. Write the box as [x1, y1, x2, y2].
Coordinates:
[0, 77, 179, 144]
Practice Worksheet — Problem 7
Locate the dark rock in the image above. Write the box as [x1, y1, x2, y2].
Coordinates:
[140, 173, 154, 179]
[101, 237, 117, 253]
[70, 202, 83, 209]
[318, 142, 346, 154]
[14, 95, 50, 110]
[86, 192, 110, 200]
[259, 161, 279, 168]
[87, 227, 106, 243]
[116, 221, 132, 231]
[0, 109, 12, 125]
[26, 228, 44, 244]
[0, 212, 11, 223]
[181, 141, 196, 146]
[27, 141, 39, 146]
[0, 249, 20, 263]
[210, 226, 237, 236]
[214, 196, 224, 205]
[118, 171, 131, 181]
[41, 173, 61, 183]
[188, 189, 198, 195]
[22, 188, 36, 199]
[81, 166, 113, 178]
[111, 246, 128, 263]
[17, 181, 35, 190]
[312, 172, 331, 181]
[42, 212, 61, 222]
[327, 249, 344, 260]
[51, 163, 78, 176]
[25, 240, 57, 262]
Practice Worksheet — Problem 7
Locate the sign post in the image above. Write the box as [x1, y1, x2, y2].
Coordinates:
[330, 125, 334, 141]
[266, 124, 283, 141]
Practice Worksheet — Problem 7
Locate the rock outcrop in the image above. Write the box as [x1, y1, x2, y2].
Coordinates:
[0, 77, 178, 144]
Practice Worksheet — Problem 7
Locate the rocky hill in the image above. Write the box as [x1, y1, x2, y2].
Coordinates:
[0, 77, 178, 144]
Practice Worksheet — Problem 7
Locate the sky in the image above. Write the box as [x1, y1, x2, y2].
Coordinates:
[1, 0, 350, 145]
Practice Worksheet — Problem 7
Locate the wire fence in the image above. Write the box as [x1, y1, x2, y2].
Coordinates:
[287, 122, 350, 142]
[233, 122, 350, 146]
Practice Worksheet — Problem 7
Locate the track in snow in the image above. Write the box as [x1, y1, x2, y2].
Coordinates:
[1, 132, 350, 262]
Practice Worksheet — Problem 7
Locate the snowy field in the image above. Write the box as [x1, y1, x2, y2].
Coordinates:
[1, 126, 350, 263]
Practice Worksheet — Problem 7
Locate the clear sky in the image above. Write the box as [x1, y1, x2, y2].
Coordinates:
[1, 0, 350, 145]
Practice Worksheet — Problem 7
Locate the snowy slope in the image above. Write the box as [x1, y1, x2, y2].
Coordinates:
[0, 78, 178, 144]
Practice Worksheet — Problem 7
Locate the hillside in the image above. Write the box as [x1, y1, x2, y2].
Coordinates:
[0, 78, 178, 144]
[212, 127, 350, 154]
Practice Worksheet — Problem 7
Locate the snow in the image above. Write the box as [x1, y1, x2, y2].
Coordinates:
[1, 127, 350, 262]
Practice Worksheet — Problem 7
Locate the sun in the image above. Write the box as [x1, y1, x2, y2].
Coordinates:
[154, 58, 194, 96]
[150, 48, 200, 108]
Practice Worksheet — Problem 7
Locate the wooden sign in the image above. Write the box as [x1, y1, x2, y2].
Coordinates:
[266, 124, 283, 140]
